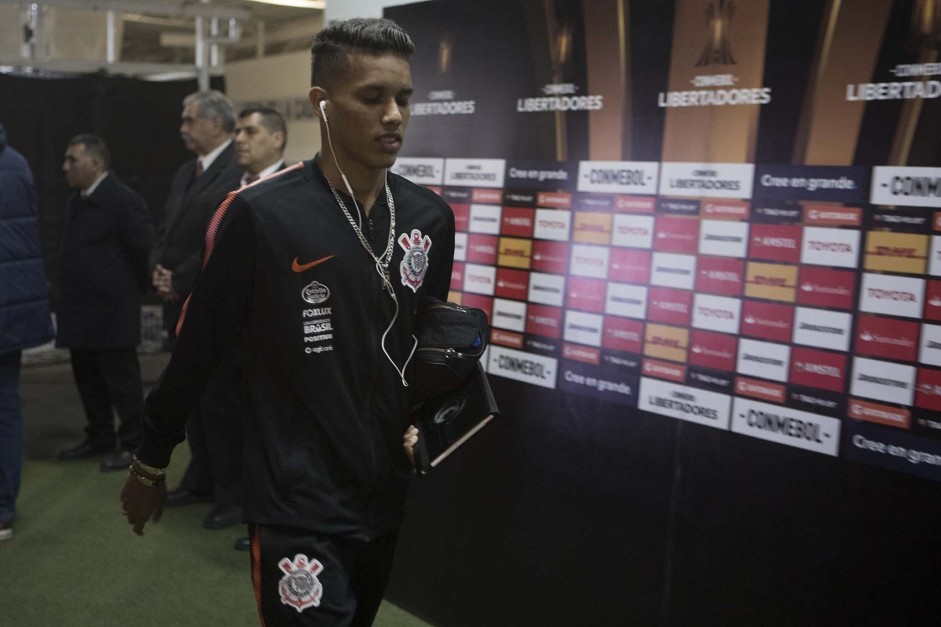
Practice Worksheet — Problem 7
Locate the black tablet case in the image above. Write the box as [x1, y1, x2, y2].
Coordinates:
[412, 361, 499, 476]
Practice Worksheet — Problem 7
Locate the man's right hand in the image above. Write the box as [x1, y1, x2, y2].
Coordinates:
[152, 265, 178, 303]
[120, 474, 167, 536]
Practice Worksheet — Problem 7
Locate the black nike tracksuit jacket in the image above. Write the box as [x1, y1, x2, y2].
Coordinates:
[137, 159, 455, 540]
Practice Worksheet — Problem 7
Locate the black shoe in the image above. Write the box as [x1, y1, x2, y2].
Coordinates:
[234, 536, 251, 551]
[100, 450, 135, 473]
[203, 504, 243, 530]
[165, 488, 213, 508]
[58, 439, 114, 460]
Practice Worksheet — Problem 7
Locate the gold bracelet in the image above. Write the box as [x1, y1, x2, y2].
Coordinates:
[131, 456, 166, 476]
[129, 465, 166, 488]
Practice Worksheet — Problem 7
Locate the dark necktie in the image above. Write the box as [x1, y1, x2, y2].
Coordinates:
[245, 174, 259, 185]
[195, 160, 204, 178]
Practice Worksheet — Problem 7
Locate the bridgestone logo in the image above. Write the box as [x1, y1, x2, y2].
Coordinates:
[570, 324, 598, 333]
[655, 266, 690, 275]
[799, 323, 844, 335]
[859, 374, 908, 389]
[743, 354, 783, 366]
[611, 296, 643, 305]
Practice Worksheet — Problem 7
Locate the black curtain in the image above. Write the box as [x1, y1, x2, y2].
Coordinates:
[0, 72, 224, 301]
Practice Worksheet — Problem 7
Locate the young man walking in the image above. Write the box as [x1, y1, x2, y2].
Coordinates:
[122, 18, 455, 627]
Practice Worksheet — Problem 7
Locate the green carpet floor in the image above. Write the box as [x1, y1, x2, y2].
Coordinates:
[0, 355, 432, 627]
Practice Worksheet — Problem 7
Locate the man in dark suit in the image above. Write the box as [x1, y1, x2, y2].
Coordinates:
[152, 90, 245, 527]
[150, 90, 241, 341]
[56, 134, 153, 472]
[229, 106, 287, 550]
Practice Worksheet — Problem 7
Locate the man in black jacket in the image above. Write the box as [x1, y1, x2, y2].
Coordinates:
[122, 18, 455, 626]
[57, 134, 152, 472]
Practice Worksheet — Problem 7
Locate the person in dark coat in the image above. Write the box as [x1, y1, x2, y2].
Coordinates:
[0, 122, 55, 540]
[56, 134, 153, 472]
[150, 90, 242, 343]
[150, 90, 245, 526]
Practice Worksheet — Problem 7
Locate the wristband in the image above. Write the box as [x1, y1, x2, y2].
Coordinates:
[129, 461, 167, 488]
[129, 465, 166, 488]
[132, 456, 166, 476]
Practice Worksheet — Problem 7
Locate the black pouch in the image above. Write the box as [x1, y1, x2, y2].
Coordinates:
[412, 297, 489, 402]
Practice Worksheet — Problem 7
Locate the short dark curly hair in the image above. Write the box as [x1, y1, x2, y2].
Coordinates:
[310, 17, 415, 88]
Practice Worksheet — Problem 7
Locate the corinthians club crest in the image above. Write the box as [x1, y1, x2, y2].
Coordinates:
[398, 228, 432, 292]
[278, 554, 324, 613]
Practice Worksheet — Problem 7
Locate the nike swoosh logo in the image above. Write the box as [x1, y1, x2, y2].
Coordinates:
[291, 255, 335, 273]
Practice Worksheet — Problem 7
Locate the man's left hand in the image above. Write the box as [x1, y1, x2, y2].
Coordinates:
[403, 425, 419, 471]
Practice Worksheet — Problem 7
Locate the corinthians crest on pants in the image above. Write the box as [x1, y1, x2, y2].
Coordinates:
[278, 554, 324, 613]
[399, 228, 432, 292]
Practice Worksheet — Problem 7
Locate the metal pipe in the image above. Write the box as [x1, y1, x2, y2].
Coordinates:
[106, 10, 116, 64]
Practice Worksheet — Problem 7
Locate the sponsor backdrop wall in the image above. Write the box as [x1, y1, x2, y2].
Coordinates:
[382, 1, 941, 626]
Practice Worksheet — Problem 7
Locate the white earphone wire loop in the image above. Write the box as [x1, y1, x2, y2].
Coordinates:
[321, 110, 410, 386]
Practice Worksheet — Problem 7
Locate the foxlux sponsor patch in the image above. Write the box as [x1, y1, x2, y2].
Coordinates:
[731, 397, 840, 456]
[638, 377, 731, 430]
[300, 279, 334, 356]
[488, 345, 557, 389]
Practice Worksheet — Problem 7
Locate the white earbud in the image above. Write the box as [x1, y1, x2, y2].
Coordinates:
[319, 99, 328, 123]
